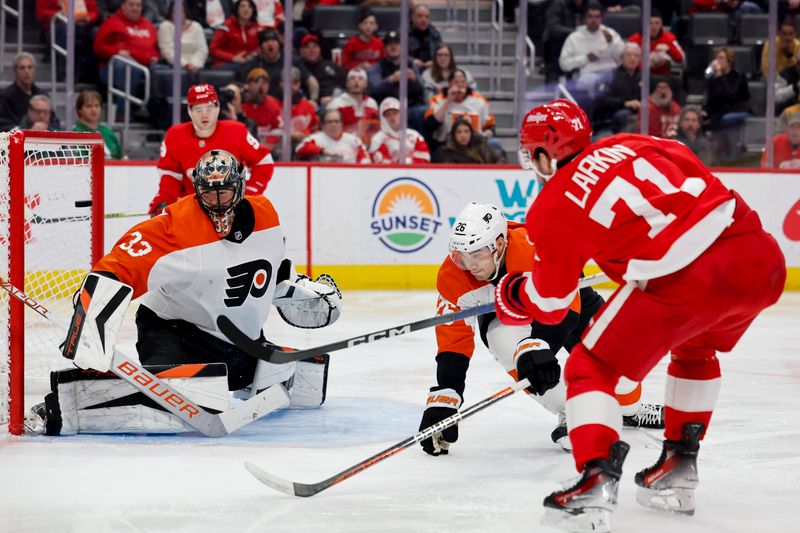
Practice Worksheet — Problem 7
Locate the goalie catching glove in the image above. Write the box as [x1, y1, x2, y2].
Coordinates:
[272, 273, 342, 329]
[418, 386, 462, 456]
[514, 338, 560, 395]
[62, 273, 133, 372]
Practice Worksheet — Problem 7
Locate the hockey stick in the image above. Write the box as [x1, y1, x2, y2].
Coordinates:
[0, 278, 289, 437]
[29, 211, 150, 224]
[219, 272, 611, 364]
[245, 377, 532, 497]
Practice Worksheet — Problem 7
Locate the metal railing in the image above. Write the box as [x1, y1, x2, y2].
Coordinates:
[0, 0, 23, 78]
[107, 54, 151, 154]
[489, 0, 504, 95]
[49, 13, 68, 125]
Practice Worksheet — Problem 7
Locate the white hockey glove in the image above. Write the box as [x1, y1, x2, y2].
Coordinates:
[62, 273, 132, 372]
[272, 273, 342, 329]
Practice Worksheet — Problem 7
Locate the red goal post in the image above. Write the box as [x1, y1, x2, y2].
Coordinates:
[1, 130, 104, 436]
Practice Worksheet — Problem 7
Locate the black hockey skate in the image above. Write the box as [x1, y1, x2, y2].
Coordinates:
[550, 411, 571, 452]
[635, 422, 704, 515]
[542, 441, 630, 533]
[623, 402, 665, 429]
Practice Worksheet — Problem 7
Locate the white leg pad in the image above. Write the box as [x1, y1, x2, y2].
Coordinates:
[287, 358, 329, 409]
[250, 359, 297, 397]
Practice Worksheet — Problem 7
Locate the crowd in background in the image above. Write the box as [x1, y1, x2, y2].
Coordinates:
[1, 0, 799, 168]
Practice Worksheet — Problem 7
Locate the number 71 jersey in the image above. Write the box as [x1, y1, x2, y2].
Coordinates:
[526, 134, 741, 306]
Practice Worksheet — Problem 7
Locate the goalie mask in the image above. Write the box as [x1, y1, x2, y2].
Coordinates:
[518, 99, 591, 183]
[448, 202, 507, 281]
[194, 149, 245, 235]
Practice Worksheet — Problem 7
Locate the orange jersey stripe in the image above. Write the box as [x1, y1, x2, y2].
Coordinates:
[155, 363, 209, 379]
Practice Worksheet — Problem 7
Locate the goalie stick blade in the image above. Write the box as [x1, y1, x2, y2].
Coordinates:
[245, 461, 322, 497]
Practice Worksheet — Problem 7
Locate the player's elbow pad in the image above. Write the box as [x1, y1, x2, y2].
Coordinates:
[272, 274, 342, 329]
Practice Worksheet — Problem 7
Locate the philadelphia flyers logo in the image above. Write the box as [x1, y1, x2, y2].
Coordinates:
[224, 259, 272, 307]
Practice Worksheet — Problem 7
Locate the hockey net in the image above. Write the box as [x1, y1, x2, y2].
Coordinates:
[0, 130, 104, 436]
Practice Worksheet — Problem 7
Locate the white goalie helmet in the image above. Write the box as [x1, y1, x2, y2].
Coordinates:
[448, 203, 507, 278]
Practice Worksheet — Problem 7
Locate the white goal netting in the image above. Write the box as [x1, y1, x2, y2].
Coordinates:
[0, 131, 102, 435]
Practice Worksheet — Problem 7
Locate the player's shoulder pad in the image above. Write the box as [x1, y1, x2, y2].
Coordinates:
[247, 196, 281, 231]
[436, 257, 484, 303]
[505, 226, 536, 272]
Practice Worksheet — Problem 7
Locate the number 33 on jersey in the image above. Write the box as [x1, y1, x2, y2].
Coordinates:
[93, 195, 286, 342]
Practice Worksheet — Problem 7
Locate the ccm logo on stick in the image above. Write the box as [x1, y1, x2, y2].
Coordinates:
[347, 326, 412, 347]
[115, 361, 201, 419]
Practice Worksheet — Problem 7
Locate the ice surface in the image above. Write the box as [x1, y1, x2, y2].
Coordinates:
[2, 291, 798, 533]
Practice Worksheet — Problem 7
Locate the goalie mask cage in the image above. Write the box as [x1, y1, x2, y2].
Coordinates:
[0, 130, 104, 436]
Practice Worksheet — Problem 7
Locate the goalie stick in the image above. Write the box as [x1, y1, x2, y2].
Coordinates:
[245, 377, 532, 497]
[218, 272, 611, 364]
[1, 278, 289, 437]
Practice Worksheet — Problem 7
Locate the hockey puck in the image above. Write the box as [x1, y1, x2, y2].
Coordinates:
[74, 200, 92, 208]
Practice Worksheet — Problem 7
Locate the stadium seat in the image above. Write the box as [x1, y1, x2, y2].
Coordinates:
[150, 68, 193, 100]
[371, 7, 402, 33]
[312, 5, 360, 38]
[690, 14, 729, 45]
[603, 12, 640, 40]
[731, 45, 756, 78]
[748, 80, 766, 116]
[197, 69, 236, 89]
[738, 14, 769, 46]
[743, 116, 766, 147]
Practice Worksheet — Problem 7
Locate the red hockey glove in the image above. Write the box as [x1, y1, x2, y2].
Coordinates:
[495, 272, 535, 326]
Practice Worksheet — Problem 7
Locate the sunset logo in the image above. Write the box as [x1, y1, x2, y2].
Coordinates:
[370, 177, 443, 253]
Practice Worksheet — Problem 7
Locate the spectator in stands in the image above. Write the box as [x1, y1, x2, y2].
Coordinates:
[242, 67, 283, 148]
[421, 44, 476, 101]
[342, 9, 385, 71]
[328, 68, 380, 145]
[18, 95, 61, 131]
[676, 106, 715, 166]
[761, 19, 800, 79]
[242, 28, 319, 101]
[764, 109, 800, 168]
[690, 0, 765, 16]
[559, 3, 624, 101]
[0, 53, 59, 131]
[295, 109, 371, 163]
[98, 0, 169, 22]
[424, 69, 497, 153]
[93, 0, 160, 105]
[202, 0, 234, 28]
[209, 0, 260, 68]
[253, 0, 284, 28]
[73, 90, 123, 160]
[594, 42, 642, 133]
[219, 82, 259, 138]
[368, 31, 427, 128]
[158, 0, 209, 73]
[775, 50, 800, 114]
[643, 77, 681, 138]
[409, 4, 443, 70]
[299, 33, 346, 106]
[36, 0, 100, 83]
[284, 67, 320, 146]
[627, 9, 684, 78]
[704, 46, 751, 131]
[369, 97, 431, 164]
[438, 117, 503, 164]
[542, 0, 585, 83]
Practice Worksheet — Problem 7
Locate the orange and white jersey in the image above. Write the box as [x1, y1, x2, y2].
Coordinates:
[369, 129, 430, 165]
[426, 90, 496, 142]
[435, 225, 580, 358]
[93, 195, 285, 342]
[295, 131, 370, 164]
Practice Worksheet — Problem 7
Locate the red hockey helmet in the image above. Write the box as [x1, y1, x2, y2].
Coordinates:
[518, 99, 591, 175]
[187, 84, 218, 107]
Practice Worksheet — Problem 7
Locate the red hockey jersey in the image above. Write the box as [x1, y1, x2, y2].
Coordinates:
[150, 120, 274, 213]
[521, 134, 738, 324]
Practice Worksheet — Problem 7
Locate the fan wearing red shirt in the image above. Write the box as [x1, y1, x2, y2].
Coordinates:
[628, 10, 685, 77]
[496, 99, 785, 532]
[241, 67, 283, 148]
[149, 84, 274, 216]
[342, 10, 385, 71]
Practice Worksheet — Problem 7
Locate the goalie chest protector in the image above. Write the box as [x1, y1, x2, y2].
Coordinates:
[94, 195, 286, 342]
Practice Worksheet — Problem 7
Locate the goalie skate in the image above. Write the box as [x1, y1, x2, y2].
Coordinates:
[635, 422, 704, 516]
[542, 441, 629, 533]
[623, 402, 664, 429]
